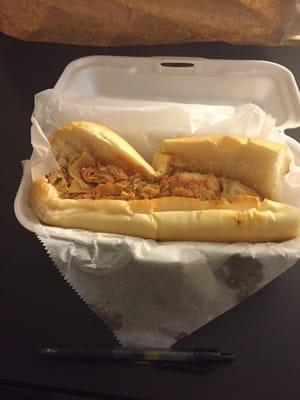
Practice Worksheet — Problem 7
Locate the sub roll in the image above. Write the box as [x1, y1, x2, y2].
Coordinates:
[30, 120, 300, 242]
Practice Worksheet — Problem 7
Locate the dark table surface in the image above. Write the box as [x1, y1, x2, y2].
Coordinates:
[1, 31, 300, 400]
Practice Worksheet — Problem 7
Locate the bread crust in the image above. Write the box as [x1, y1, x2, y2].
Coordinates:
[30, 177, 300, 242]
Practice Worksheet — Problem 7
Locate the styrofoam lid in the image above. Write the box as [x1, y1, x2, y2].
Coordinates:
[53, 56, 300, 129]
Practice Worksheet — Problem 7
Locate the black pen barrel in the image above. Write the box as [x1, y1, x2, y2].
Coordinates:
[40, 347, 235, 363]
[113, 349, 195, 362]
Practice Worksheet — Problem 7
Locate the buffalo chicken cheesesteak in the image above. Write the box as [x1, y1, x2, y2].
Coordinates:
[30, 121, 300, 242]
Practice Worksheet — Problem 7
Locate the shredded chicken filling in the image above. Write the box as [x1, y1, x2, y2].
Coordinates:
[47, 151, 259, 201]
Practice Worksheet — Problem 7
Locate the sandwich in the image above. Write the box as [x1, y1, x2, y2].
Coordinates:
[30, 120, 300, 242]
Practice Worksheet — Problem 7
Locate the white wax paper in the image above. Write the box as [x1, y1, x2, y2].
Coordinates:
[21, 89, 300, 347]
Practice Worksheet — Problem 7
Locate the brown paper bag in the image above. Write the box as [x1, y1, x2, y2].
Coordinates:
[0, 0, 297, 46]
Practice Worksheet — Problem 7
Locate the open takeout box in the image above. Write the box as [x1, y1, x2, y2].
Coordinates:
[14, 56, 300, 347]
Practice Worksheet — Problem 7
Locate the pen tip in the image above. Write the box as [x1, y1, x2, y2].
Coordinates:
[220, 353, 235, 362]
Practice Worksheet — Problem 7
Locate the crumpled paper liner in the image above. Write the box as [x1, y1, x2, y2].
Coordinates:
[20, 95, 300, 347]
[38, 230, 300, 347]
[0, 0, 297, 47]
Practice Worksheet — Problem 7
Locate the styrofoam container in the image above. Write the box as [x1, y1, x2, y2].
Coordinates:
[14, 56, 300, 233]
[14, 56, 300, 347]
[53, 56, 300, 127]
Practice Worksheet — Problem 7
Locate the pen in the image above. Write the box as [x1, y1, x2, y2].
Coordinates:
[39, 346, 235, 365]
